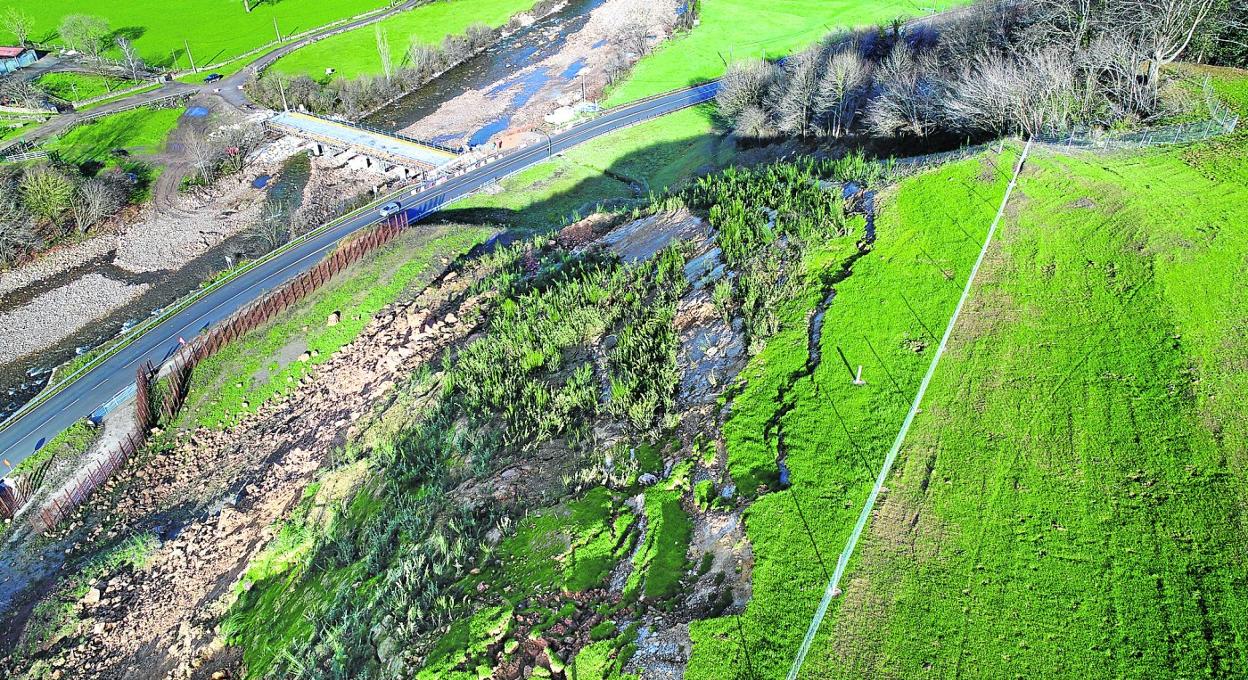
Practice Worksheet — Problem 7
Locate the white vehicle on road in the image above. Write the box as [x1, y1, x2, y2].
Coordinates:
[378, 201, 403, 218]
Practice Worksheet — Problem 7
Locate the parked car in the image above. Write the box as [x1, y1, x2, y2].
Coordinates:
[203, 73, 223, 83]
[378, 202, 403, 218]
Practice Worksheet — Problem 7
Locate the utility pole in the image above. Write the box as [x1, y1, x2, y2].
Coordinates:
[184, 39, 197, 73]
[273, 17, 282, 43]
[277, 75, 289, 111]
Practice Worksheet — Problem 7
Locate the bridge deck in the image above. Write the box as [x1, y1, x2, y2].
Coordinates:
[270, 111, 458, 170]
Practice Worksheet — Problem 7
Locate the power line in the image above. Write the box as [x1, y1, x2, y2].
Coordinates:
[787, 138, 1033, 680]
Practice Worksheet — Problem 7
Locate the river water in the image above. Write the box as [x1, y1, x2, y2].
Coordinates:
[0, 153, 311, 423]
[364, 0, 608, 145]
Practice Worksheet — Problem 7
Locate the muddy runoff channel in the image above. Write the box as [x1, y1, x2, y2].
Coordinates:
[771, 185, 878, 486]
[364, 0, 609, 145]
[0, 154, 311, 422]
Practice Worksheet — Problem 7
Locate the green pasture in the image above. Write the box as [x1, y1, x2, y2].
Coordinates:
[35, 72, 141, 102]
[44, 106, 181, 164]
[0, 0, 388, 69]
[604, 0, 971, 107]
[685, 147, 1020, 679]
[271, 0, 541, 80]
[799, 139, 1248, 678]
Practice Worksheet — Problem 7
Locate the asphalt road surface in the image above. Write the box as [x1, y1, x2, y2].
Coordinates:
[0, 80, 720, 473]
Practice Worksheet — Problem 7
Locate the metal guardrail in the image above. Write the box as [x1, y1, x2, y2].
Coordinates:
[295, 110, 462, 155]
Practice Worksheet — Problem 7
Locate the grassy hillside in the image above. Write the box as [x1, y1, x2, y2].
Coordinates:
[44, 106, 182, 167]
[0, 0, 387, 68]
[797, 138, 1248, 678]
[270, 0, 541, 80]
[684, 146, 1021, 679]
[35, 72, 142, 102]
[603, 0, 970, 106]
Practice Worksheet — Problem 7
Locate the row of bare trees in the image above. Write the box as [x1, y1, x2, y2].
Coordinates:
[718, 0, 1226, 142]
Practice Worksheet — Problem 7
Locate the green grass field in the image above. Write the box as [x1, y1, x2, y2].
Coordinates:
[34, 72, 141, 103]
[0, 0, 388, 69]
[0, 118, 39, 142]
[684, 147, 1019, 679]
[792, 139, 1248, 678]
[44, 106, 182, 166]
[271, 0, 540, 80]
[603, 0, 970, 106]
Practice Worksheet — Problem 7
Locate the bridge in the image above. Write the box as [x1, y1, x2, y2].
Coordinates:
[266, 111, 461, 178]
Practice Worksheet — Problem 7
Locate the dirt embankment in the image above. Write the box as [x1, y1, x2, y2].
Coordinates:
[1, 229, 494, 680]
[6, 209, 761, 680]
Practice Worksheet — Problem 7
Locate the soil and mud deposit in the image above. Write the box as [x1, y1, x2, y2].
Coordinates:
[0, 227, 492, 677]
[0, 204, 766, 679]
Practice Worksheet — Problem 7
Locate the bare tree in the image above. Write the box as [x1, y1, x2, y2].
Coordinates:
[865, 43, 945, 137]
[0, 211, 40, 268]
[768, 48, 822, 136]
[1117, 0, 1216, 90]
[375, 25, 393, 83]
[0, 74, 45, 109]
[716, 59, 774, 121]
[59, 14, 111, 63]
[814, 49, 871, 137]
[1, 8, 33, 47]
[250, 199, 291, 251]
[614, 19, 652, 57]
[116, 36, 146, 80]
[185, 128, 219, 184]
[71, 177, 124, 233]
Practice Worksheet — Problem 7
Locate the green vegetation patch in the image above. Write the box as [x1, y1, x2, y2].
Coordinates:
[569, 625, 640, 680]
[35, 72, 142, 103]
[1, 0, 389, 68]
[272, 0, 541, 80]
[417, 604, 514, 679]
[0, 117, 42, 142]
[807, 142, 1248, 678]
[624, 487, 692, 603]
[181, 226, 493, 429]
[7, 419, 98, 478]
[604, 0, 971, 106]
[45, 106, 182, 167]
[489, 487, 635, 595]
[223, 461, 376, 678]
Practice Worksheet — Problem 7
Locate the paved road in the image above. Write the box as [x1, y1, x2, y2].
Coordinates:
[0, 80, 719, 473]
